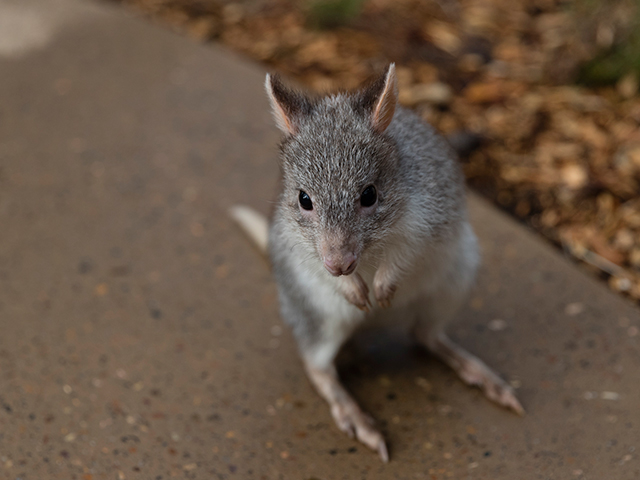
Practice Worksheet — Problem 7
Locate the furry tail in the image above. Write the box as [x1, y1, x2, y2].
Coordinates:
[228, 205, 269, 256]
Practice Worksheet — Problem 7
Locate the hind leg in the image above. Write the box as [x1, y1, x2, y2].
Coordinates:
[419, 328, 524, 414]
[303, 358, 388, 461]
[413, 284, 524, 415]
[299, 329, 389, 462]
[282, 294, 387, 461]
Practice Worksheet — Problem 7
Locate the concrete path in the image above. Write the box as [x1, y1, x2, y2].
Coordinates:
[0, 1, 639, 478]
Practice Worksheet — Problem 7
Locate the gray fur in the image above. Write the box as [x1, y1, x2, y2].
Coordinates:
[257, 66, 520, 461]
[268, 78, 470, 347]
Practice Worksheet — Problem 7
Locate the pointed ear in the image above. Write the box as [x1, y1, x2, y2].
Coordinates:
[265, 74, 313, 136]
[354, 64, 398, 134]
[371, 64, 398, 133]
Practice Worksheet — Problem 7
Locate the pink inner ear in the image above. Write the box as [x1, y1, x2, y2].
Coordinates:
[371, 65, 398, 133]
[265, 74, 297, 136]
[272, 99, 296, 135]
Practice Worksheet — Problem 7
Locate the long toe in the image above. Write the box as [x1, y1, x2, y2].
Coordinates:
[355, 423, 387, 462]
[497, 387, 525, 415]
[331, 402, 388, 461]
[378, 440, 389, 463]
[483, 377, 525, 415]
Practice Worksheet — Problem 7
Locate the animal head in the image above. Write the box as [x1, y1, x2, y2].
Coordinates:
[266, 65, 405, 276]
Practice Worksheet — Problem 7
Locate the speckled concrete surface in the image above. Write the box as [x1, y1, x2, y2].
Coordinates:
[0, 1, 639, 479]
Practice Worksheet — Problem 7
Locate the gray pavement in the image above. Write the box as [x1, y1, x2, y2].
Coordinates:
[0, 0, 639, 478]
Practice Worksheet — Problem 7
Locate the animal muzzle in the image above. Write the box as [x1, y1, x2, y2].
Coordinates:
[322, 250, 358, 276]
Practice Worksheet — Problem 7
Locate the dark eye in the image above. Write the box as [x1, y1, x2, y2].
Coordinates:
[360, 185, 377, 207]
[299, 190, 313, 210]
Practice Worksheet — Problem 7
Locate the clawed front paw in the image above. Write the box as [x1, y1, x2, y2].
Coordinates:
[374, 279, 397, 308]
[341, 273, 371, 312]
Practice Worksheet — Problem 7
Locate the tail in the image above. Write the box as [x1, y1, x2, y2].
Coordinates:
[228, 205, 269, 256]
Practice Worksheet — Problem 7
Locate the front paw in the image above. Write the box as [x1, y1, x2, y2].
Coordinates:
[374, 278, 396, 308]
[341, 273, 371, 312]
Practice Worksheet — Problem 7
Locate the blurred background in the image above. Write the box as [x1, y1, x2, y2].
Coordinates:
[109, 0, 640, 302]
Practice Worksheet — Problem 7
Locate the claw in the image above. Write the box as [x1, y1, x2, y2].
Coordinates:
[356, 303, 370, 313]
[501, 389, 525, 416]
[378, 441, 389, 463]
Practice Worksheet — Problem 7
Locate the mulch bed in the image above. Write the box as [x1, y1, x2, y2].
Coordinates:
[112, 0, 640, 302]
